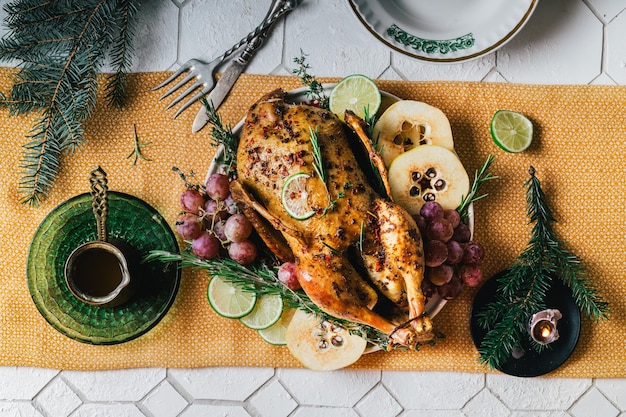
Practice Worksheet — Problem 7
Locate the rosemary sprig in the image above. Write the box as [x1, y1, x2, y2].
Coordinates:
[292, 50, 329, 109]
[126, 124, 151, 165]
[476, 166, 609, 370]
[309, 126, 326, 184]
[457, 154, 498, 219]
[201, 98, 238, 175]
[144, 249, 391, 349]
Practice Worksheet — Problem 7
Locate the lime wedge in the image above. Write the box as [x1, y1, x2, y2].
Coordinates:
[329, 74, 381, 121]
[240, 294, 284, 330]
[257, 308, 296, 346]
[207, 275, 256, 319]
[281, 172, 316, 220]
[490, 110, 533, 153]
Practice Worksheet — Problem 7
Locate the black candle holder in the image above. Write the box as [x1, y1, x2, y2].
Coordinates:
[470, 269, 581, 377]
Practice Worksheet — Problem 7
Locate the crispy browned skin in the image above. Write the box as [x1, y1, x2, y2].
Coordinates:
[233, 89, 432, 347]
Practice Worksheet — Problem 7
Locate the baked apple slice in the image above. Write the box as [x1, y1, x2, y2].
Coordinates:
[388, 145, 469, 214]
[286, 310, 367, 371]
[373, 100, 455, 167]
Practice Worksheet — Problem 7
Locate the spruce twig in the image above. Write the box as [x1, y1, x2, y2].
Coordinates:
[476, 166, 609, 370]
[0, 0, 140, 206]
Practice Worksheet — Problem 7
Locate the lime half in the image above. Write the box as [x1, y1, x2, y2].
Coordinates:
[281, 172, 316, 220]
[240, 294, 284, 330]
[257, 308, 296, 346]
[490, 110, 533, 153]
[329, 74, 381, 121]
[207, 276, 257, 319]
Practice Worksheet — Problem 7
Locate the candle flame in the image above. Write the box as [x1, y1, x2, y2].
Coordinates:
[540, 324, 551, 338]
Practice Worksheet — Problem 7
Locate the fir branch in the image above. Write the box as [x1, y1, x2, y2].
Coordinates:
[477, 166, 609, 370]
[457, 153, 498, 219]
[292, 50, 329, 109]
[201, 97, 238, 175]
[144, 249, 391, 349]
[0, 0, 141, 205]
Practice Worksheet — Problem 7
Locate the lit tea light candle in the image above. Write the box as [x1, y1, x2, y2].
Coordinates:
[528, 309, 562, 345]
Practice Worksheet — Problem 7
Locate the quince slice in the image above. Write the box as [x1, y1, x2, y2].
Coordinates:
[286, 309, 366, 371]
[388, 145, 469, 214]
[373, 100, 455, 167]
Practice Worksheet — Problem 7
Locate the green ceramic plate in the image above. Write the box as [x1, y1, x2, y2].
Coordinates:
[27, 192, 180, 345]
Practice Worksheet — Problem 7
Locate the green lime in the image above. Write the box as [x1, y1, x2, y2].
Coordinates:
[329, 74, 381, 121]
[207, 276, 256, 319]
[490, 110, 533, 153]
[240, 294, 284, 330]
[257, 308, 296, 346]
[281, 172, 316, 220]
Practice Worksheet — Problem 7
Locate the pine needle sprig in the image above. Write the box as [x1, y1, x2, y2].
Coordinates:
[0, 0, 141, 205]
[144, 249, 392, 349]
[476, 166, 609, 370]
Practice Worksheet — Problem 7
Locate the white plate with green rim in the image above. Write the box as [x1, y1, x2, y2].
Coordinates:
[348, 0, 538, 63]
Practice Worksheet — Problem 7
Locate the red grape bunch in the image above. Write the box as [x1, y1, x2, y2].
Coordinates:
[415, 201, 485, 301]
[175, 172, 257, 265]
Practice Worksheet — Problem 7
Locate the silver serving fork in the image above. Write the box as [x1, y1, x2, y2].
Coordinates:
[153, 0, 296, 118]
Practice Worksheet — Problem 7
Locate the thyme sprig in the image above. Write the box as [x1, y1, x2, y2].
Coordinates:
[144, 250, 391, 349]
[457, 153, 498, 220]
[292, 50, 329, 109]
[476, 166, 609, 370]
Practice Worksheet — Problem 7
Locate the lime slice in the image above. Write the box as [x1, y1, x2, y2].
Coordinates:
[490, 110, 533, 153]
[240, 294, 284, 330]
[207, 275, 257, 319]
[281, 172, 316, 220]
[329, 74, 381, 121]
[257, 308, 296, 346]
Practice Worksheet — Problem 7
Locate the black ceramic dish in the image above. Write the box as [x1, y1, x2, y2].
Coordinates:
[470, 269, 581, 377]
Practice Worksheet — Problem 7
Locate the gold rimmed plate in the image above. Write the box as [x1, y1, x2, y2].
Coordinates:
[27, 192, 180, 345]
[349, 0, 538, 63]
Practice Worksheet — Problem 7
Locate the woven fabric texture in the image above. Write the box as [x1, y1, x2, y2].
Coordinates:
[0, 68, 621, 377]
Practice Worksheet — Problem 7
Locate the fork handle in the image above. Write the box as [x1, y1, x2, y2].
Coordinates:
[238, 0, 289, 64]
[219, 0, 297, 63]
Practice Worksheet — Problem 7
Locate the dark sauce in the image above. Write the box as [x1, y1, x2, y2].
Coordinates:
[71, 248, 123, 297]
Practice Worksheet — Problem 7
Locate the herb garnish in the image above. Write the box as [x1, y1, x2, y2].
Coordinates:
[457, 154, 498, 220]
[127, 124, 151, 165]
[201, 98, 238, 176]
[476, 166, 609, 370]
[292, 50, 329, 109]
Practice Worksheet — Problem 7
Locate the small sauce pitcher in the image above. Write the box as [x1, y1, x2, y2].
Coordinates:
[64, 167, 135, 308]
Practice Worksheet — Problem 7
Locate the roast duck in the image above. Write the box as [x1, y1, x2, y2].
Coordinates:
[230, 89, 433, 348]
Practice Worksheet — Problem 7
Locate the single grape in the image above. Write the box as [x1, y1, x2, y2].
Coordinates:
[424, 240, 448, 267]
[460, 264, 483, 287]
[180, 189, 205, 214]
[191, 231, 220, 259]
[446, 240, 464, 265]
[224, 194, 239, 215]
[463, 241, 485, 265]
[204, 199, 227, 221]
[205, 173, 230, 201]
[426, 218, 454, 242]
[428, 264, 454, 286]
[277, 262, 301, 291]
[412, 214, 427, 235]
[420, 201, 444, 222]
[228, 240, 257, 265]
[175, 213, 202, 240]
[452, 223, 471, 243]
[444, 209, 461, 229]
[224, 213, 253, 243]
[213, 219, 228, 242]
[437, 276, 464, 300]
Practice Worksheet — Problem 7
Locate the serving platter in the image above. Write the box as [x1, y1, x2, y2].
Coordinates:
[348, 0, 538, 63]
[27, 192, 180, 345]
[208, 84, 474, 329]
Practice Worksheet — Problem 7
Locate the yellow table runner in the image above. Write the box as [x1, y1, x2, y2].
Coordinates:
[0, 68, 623, 377]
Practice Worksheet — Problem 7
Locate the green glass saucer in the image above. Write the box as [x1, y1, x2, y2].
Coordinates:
[27, 192, 180, 345]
